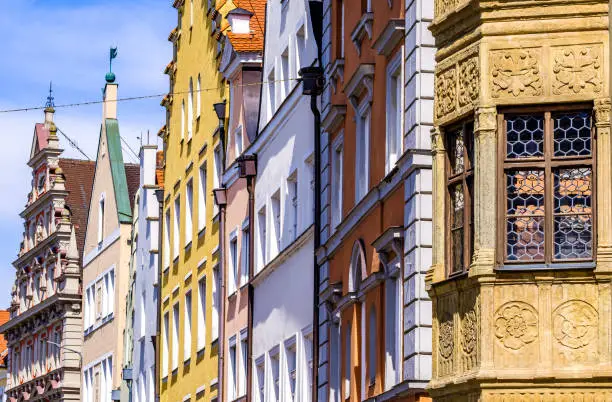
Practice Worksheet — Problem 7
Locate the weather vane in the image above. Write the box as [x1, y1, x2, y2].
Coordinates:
[106, 46, 118, 83]
[45, 81, 55, 108]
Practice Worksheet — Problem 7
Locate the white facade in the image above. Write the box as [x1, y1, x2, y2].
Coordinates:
[127, 145, 160, 402]
[251, 0, 319, 400]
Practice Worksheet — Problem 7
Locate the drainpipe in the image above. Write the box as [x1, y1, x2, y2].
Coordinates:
[299, 66, 325, 402]
[236, 155, 257, 402]
[213, 188, 228, 402]
[154, 188, 164, 402]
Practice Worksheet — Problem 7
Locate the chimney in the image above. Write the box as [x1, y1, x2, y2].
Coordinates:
[227, 8, 254, 35]
[103, 73, 118, 120]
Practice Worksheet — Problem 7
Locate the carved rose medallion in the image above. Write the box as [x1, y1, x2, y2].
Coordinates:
[495, 302, 538, 350]
[439, 317, 454, 359]
[553, 300, 597, 349]
[461, 310, 477, 355]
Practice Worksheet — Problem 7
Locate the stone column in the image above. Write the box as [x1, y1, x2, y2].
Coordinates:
[594, 98, 612, 272]
[470, 106, 497, 276]
[427, 127, 447, 285]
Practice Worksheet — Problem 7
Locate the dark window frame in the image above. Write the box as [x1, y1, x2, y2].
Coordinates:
[497, 104, 596, 267]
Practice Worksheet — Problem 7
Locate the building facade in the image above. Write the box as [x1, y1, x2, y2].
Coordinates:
[0, 104, 95, 402]
[122, 145, 163, 402]
[81, 77, 140, 402]
[427, 0, 612, 400]
[158, 1, 233, 401]
[317, 0, 434, 400]
[0, 310, 8, 402]
[248, 0, 320, 401]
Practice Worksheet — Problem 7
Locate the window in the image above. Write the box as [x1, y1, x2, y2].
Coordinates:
[501, 110, 594, 264]
[303, 332, 314, 401]
[186, 180, 194, 246]
[197, 277, 206, 351]
[268, 71, 276, 116]
[140, 291, 146, 338]
[368, 307, 376, 385]
[172, 303, 179, 371]
[184, 291, 192, 361]
[239, 332, 248, 396]
[196, 75, 201, 117]
[162, 312, 169, 377]
[229, 234, 238, 294]
[281, 48, 290, 98]
[285, 339, 297, 401]
[181, 100, 185, 140]
[384, 272, 400, 390]
[270, 349, 280, 402]
[271, 191, 281, 257]
[287, 173, 298, 241]
[386, 54, 403, 173]
[98, 195, 105, 244]
[355, 108, 371, 202]
[164, 210, 171, 269]
[446, 122, 474, 275]
[188, 78, 193, 139]
[344, 320, 351, 399]
[198, 165, 207, 231]
[213, 146, 222, 216]
[257, 207, 267, 271]
[339, 0, 345, 58]
[296, 26, 306, 77]
[190, 0, 194, 27]
[256, 357, 265, 402]
[235, 126, 243, 156]
[228, 337, 237, 400]
[212, 266, 220, 340]
[240, 224, 250, 286]
[173, 196, 181, 260]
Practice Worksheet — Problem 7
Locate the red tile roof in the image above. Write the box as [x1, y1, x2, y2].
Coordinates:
[60, 158, 96, 265]
[227, 0, 266, 53]
[0, 310, 9, 367]
[34, 123, 50, 153]
[124, 163, 141, 212]
[156, 151, 165, 189]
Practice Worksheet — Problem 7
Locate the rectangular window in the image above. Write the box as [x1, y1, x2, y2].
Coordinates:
[212, 266, 220, 340]
[270, 349, 280, 402]
[285, 340, 297, 401]
[185, 180, 194, 246]
[303, 332, 314, 401]
[271, 191, 281, 257]
[355, 109, 371, 202]
[446, 122, 474, 275]
[287, 173, 298, 241]
[173, 197, 180, 260]
[198, 165, 207, 231]
[268, 71, 276, 116]
[500, 110, 594, 264]
[344, 321, 351, 400]
[240, 225, 250, 286]
[257, 207, 267, 271]
[98, 197, 105, 244]
[184, 291, 192, 361]
[239, 332, 248, 396]
[229, 235, 238, 294]
[235, 126, 243, 156]
[228, 337, 237, 400]
[281, 48, 290, 98]
[172, 303, 179, 371]
[164, 210, 171, 269]
[213, 147, 222, 216]
[332, 136, 344, 229]
[162, 312, 169, 378]
[386, 55, 403, 173]
[256, 357, 265, 402]
[296, 27, 306, 77]
[197, 277, 206, 351]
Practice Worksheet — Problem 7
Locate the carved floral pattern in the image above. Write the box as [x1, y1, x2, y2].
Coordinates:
[458, 57, 479, 107]
[553, 46, 601, 95]
[495, 302, 538, 350]
[439, 316, 454, 359]
[553, 300, 598, 349]
[435, 68, 457, 118]
[461, 310, 477, 355]
[491, 49, 542, 98]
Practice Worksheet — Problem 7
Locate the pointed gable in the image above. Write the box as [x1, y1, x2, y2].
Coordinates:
[105, 118, 134, 223]
[29, 123, 50, 160]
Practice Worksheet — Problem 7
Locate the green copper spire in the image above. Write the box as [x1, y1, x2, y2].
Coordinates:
[106, 46, 118, 83]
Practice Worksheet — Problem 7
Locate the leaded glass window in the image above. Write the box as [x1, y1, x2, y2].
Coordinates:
[446, 122, 474, 275]
[502, 110, 594, 264]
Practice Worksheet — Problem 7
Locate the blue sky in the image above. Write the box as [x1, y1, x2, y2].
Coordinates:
[0, 1, 175, 307]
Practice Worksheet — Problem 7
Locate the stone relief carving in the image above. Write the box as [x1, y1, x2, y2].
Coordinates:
[461, 309, 477, 355]
[553, 300, 598, 349]
[458, 57, 479, 107]
[494, 301, 538, 350]
[435, 68, 457, 118]
[553, 46, 602, 95]
[439, 316, 455, 359]
[491, 49, 542, 98]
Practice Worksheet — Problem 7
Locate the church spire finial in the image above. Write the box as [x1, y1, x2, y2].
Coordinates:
[45, 81, 55, 109]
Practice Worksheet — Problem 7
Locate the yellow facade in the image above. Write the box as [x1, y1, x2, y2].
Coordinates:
[159, 1, 234, 401]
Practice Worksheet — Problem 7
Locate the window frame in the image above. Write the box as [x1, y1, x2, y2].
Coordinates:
[445, 121, 474, 276]
[497, 104, 596, 268]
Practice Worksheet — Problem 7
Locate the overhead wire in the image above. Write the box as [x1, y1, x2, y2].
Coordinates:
[55, 126, 92, 160]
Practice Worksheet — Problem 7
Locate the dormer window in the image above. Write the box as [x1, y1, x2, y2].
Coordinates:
[227, 8, 253, 35]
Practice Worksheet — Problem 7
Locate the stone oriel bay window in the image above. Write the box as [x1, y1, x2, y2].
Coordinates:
[497, 107, 594, 267]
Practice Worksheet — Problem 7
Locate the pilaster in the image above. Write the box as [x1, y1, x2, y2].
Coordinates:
[595, 98, 612, 272]
[427, 127, 446, 287]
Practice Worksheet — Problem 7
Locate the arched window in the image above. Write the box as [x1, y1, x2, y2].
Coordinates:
[348, 240, 367, 294]
[188, 78, 194, 139]
[368, 306, 377, 384]
[344, 319, 352, 399]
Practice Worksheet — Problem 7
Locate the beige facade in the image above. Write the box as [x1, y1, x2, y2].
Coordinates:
[81, 80, 140, 402]
[427, 0, 612, 400]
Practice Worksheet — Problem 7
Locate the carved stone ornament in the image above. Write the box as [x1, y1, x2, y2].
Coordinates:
[553, 300, 598, 349]
[439, 315, 454, 359]
[435, 68, 457, 118]
[458, 57, 479, 107]
[494, 301, 538, 350]
[461, 309, 477, 355]
[594, 98, 611, 127]
[553, 46, 602, 95]
[491, 49, 542, 98]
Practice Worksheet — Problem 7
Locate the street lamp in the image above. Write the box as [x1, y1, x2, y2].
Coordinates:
[45, 340, 82, 367]
[213, 100, 227, 168]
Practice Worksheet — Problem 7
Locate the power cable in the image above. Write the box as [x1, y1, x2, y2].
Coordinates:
[55, 126, 92, 160]
[120, 135, 139, 161]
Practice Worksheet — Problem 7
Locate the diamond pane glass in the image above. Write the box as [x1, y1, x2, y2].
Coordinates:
[554, 168, 592, 213]
[554, 215, 592, 259]
[506, 115, 544, 158]
[451, 183, 464, 229]
[553, 111, 591, 157]
[506, 170, 545, 215]
[449, 131, 465, 175]
[507, 217, 545, 261]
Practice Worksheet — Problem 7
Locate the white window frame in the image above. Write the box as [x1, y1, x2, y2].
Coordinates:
[235, 125, 244, 156]
[331, 132, 344, 230]
[257, 206, 267, 272]
[164, 209, 171, 269]
[270, 190, 281, 258]
[240, 221, 250, 286]
[198, 164, 207, 231]
[385, 50, 404, 174]
[211, 265, 220, 340]
[188, 78, 194, 139]
[97, 193, 106, 244]
[172, 302, 179, 371]
[185, 179, 194, 246]
[196, 74, 201, 117]
[355, 101, 371, 203]
[239, 329, 248, 396]
[228, 335, 238, 401]
[162, 312, 169, 378]
[184, 291, 192, 361]
[269, 346, 280, 402]
[173, 196, 181, 261]
[287, 171, 298, 242]
[197, 276, 207, 352]
[229, 230, 239, 294]
[255, 355, 266, 402]
[181, 100, 186, 140]
[284, 336, 297, 402]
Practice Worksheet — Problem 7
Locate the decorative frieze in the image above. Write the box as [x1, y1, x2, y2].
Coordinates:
[435, 68, 457, 119]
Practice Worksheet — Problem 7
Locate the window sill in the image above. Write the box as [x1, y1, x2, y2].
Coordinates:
[163, 265, 170, 275]
[184, 357, 191, 366]
[162, 376, 168, 384]
[198, 227, 206, 239]
[173, 256, 179, 265]
[185, 241, 193, 252]
[197, 347, 206, 359]
[496, 261, 595, 271]
[172, 368, 178, 377]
